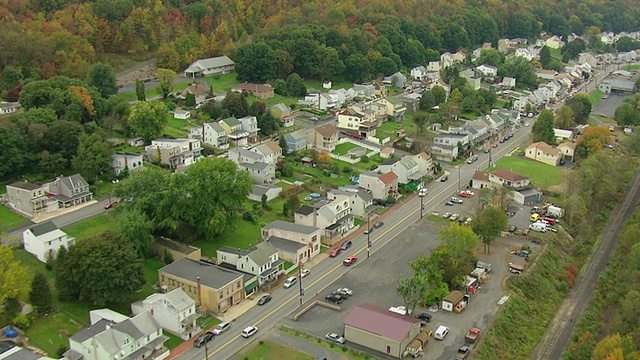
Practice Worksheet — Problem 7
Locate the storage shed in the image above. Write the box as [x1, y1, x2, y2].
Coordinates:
[442, 290, 465, 312]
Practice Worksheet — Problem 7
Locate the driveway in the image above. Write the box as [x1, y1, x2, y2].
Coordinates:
[591, 93, 626, 119]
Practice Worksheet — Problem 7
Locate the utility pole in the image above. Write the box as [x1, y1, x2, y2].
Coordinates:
[298, 261, 304, 307]
[204, 335, 209, 360]
[367, 211, 371, 259]
[458, 165, 461, 191]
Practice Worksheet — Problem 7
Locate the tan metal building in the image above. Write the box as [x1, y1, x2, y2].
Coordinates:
[343, 304, 421, 358]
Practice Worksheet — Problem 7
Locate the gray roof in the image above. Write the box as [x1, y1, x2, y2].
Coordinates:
[0, 348, 42, 360]
[218, 246, 250, 257]
[220, 117, 240, 127]
[8, 181, 43, 191]
[59, 173, 89, 189]
[207, 122, 226, 133]
[267, 236, 307, 254]
[186, 56, 234, 72]
[247, 241, 277, 266]
[29, 221, 58, 236]
[240, 162, 270, 171]
[295, 205, 314, 216]
[159, 258, 244, 290]
[113, 318, 144, 339]
[70, 318, 114, 343]
[162, 288, 195, 310]
[381, 158, 399, 165]
[251, 185, 276, 197]
[263, 220, 319, 235]
[0, 102, 19, 110]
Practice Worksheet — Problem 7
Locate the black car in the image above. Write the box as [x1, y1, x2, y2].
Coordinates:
[414, 312, 432, 322]
[340, 240, 352, 250]
[373, 199, 388, 206]
[257, 295, 272, 306]
[194, 331, 214, 348]
[440, 175, 449, 182]
[325, 294, 343, 304]
[508, 225, 517, 233]
[374, 221, 384, 229]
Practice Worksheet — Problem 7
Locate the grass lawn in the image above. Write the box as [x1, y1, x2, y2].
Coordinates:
[291, 162, 354, 187]
[589, 90, 604, 105]
[147, 81, 191, 98]
[304, 79, 353, 91]
[488, 156, 566, 189]
[549, 48, 563, 61]
[62, 214, 119, 241]
[164, 332, 183, 350]
[0, 205, 31, 231]
[376, 121, 404, 141]
[26, 312, 84, 357]
[242, 340, 314, 360]
[333, 142, 361, 156]
[624, 64, 640, 71]
[203, 73, 241, 93]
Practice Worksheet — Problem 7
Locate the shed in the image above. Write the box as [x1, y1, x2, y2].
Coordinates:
[442, 290, 465, 312]
[513, 188, 543, 205]
[174, 110, 191, 119]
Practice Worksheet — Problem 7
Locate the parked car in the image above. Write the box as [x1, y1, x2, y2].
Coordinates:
[442, 212, 452, 218]
[337, 287, 353, 296]
[333, 289, 349, 298]
[484, 148, 491, 153]
[449, 214, 460, 221]
[325, 333, 346, 344]
[493, 143, 499, 148]
[300, 269, 310, 278]
[340, 240, 352, 250]
[530, 213, 540, 222]
[434, 325, 449, 340]
[414, 312, 432, 322]
[343, 255, 358, 266]
[508, 225, 517, 233]
[104, 200, 118, 209]
[257, 295, 272, 306]
[325, 294, 344, 304]
[418, 188, 428, 197]
[193, 332, 214, 348]
[374, 221, 384, 229]
[450, 197, 463, 204]
[373, 199, 388, 206]
[329, 248, 341, 257]
[530, 206, 541, 214]
[283, 277, 297, 288]
[459, 191, 474, 198]
[512, 249, 530, 259]
[543, 217, 556, 225]
[212, 322, 231, 335]
[241, 326, 258, 338]
[455, 345, 471, 360]
[466, 155, 478, 164]
[440, 175, 449, 182]
[445, 201, 454, 206]
[363, 227, 373, 234]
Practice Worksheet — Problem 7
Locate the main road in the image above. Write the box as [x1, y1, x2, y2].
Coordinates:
[178, 121, 534, 360]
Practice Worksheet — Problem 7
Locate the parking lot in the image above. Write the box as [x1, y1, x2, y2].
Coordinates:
[283, 194, 543, 359]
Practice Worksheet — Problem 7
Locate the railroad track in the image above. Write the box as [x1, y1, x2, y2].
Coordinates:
[535, 166, 640, 360]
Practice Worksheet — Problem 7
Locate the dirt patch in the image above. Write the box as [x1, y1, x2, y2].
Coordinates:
[116, 59, 158, 86]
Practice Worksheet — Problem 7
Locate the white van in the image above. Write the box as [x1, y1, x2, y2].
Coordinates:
[434, 325, 449, 340]
[529, 222, 547, 233]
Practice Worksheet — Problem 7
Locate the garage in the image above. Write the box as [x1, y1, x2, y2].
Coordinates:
[513, 189, 543, 205]
[343, 304, 422, 358]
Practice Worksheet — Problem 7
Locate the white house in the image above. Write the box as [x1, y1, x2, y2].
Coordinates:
[250, 141, 282, 165]
[545, 35, 565, 49]
[188, 122, 229, 149]
[0, 101, 21, 115]
[112, 152, 144, 176]
[216, 241, 282, 286]
[131, 288, 198, 340]
[183, 56, 235, 78]
[410, 66, 428, 81]
[238, 116, 260, 140]
[23, 221, 75, 263]
[294, 195, 355, 239]
[476, 64, 498, 77]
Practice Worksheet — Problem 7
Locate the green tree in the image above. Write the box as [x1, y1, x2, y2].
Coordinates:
[221, 91, 249, 117]
[413, 112, 429, 134]
[55, 232, 145, 306]
[0, 245, 29, 315]
[498, 56, 537, 87]
[285, 73, 307, 97]
[438, 223, 479, 257]
[419, 90, 436, 111]
[345, 54, 371, 83]
[157, 69, 176, 100]
[615, 103, 639, 126]
[43, 120, 85, 163]
[539, 46, 552, 69]
[472, 206, 507, 253]
[72, 133, 114, 183]
[185, 92, 196, 107]
[431, 86, 447, 105]
[316, 45, 344, 83]
[87, 62, 118, 98]
[128, 101, 169, 143]
[29, 272, 53, 314]
[38, 150, 67, 177]
[396, 275, 423, 313]
[2, 66, 22, 91]
[235, 42, 278, 83]
[476, 49, 503, 67]
[258, 111, 278, 136]
[555, 105, 576, 129]
[175, 158, 253, 239]
[565, 94, 592, 124]
[135, 79, 146, 101]
[532, 109, 556, 144]
[0, 128, 32, 179]
[118, 209, 155, 258]
[373, 57, 398, 77]
[279, 135, 289, 154]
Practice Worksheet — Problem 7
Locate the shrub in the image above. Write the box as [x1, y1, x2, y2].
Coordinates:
[12, 314, 31, 330]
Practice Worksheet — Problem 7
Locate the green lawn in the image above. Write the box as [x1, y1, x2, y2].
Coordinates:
[203, 73, 241, 93]
[549, 48, 563, 61]
[488, 156, 566, 189]
[0, 205, 31, 232]
[26, 312, 84, 357]
[304, 79, 353, 91]
[242, 340, 314, 360]
[624, 64, 640, 71]
[589, 90, 604, 105]
[62, 214, 119, 241]
[333, 142, 361, 156]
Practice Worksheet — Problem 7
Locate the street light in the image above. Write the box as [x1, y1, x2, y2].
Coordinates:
[298, 261, 304, 307]
[367, 211, 372, 259]
[203, 336, 209, 360]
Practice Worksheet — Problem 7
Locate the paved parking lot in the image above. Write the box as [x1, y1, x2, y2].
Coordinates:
[283, 195, 537, 359]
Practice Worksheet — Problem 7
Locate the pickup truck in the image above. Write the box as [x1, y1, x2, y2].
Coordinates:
[455, 345, 470, 360]
[465, 327, 481, 343]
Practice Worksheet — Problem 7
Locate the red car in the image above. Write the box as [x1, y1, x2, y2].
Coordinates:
[543, 217, 556, 225]
[492, 143, 499, 148]
[329, 248, 341, 258]
[343, 255, 358, 266]
[104, 200, 118, 209]
[459, 191, 473, 198]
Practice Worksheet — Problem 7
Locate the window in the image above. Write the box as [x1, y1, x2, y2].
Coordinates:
[387, 346, 391, 354]
[237, 281, 241, 288]
[219, 293, 223, 299]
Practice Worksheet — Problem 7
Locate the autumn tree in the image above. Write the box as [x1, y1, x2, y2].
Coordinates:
[157, 69, 176, 100]
[555, 105, 575, 129]
[0, 245, 29, 315]
[29, 272, 53, 314]
[472, 206, 507, 253]
[87, 62, 118, 98]
[592, 334, 626, 360]
[532, 109, 556, 144]
[128, 101, 169, 143]
[576, 126, 612, 158]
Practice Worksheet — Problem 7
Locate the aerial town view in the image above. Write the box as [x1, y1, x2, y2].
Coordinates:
[2, 1, 640, 359]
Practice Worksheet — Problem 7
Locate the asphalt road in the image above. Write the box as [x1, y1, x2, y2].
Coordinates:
[175, 120, 534, 360]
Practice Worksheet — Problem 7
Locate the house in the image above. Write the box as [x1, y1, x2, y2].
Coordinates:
[0, 101, 21, 115]
[5, 181, 55, 218]
[216, 241, 283, 287]
[513, 188, 543, 205]
[282, 114, 295, 127]
[371, 80, 387, 98]
[427, 61, 441, 72]
[231, 83, 275, 100]
[228, 148, 264, 164]
[378, 97, 407, 121]
[284, 129, 308, 152]
[343, 304, 422, 359]
[599, 78, 637, 95]
[514, 48, 536, 61]
[238, 162, 276, 184]
[65, 310, 168, 360]
[153, 237, 201, 263]
[184, 56, 235, 78]
[302, 92, 328, 110]
[295, 195, 355, 239]
[358, 171, 399, 200]
[218, 117, 249, 146]
[502, 77, 517, 89]
[250, 141, 282, 165]
[525, 142, 563, 166]
[545, 35, 565, 49]
[189, 122, 228, 149]
[433, 133, 470, 148]
[174, 110, 191, 119]
[497, 39, 510, 53]
[270, 103, 291, 119]
[238, 116, 260, 141]
[410, 66, 428, 81]
[145, 139, 203, 169]
[471, 171, 491, 189]
[380, 147, 395, 158]
[261, 220, 322, 263]
[47, 174, 94, 209]
[22, 221, 75, 263]
[112, 152, 144, 176]
[130, 288, 198, 340]
[554, 128, 574, 142]
[337, 108, 376, 138]
[307, 124, 339, 151]
[128, 137, 144, 147]
[0, 346, 57, 360]
[158, 257, 245, 315]
[179, 84, 210, 105]
[536, 69, 558, 80]
[578, 52, 599, 67]
[351, 84, 376, 99]
[378, 156, 429, 184]
[383, 72, 407, 88]
[557, 142, 576, 161]
[248, 185, 282, 202]
[327, 187, 373, 218]
[476, 64, 498, 77]
[489, 169, 531, 190]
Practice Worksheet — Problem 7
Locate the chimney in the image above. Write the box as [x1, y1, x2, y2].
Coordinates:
[237, 248, 242, 258]
[196, 276, 202, 306]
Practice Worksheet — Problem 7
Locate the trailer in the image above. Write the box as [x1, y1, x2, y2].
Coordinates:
[465, 327, 481, 343]
[404, 330, 431, 358]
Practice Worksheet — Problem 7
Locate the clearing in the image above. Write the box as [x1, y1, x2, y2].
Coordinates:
[489, 156, 566, 189]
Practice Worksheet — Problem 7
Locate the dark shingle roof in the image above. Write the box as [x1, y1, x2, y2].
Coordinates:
[8, 182, 42, 191]
[29, 221, 58, 236]
[295, 205, 314, 216]
[159, 258, 244, 290]
[267, 236, 306, 254]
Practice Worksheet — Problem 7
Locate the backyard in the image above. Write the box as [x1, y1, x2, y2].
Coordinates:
[242, 340, 314, 360]
[62, 214, 120, 241]
[489, 155, 566, 189]
[374, 116, 418, 142]
[0, 205, 30, 232]
[333, 142, 363, 156]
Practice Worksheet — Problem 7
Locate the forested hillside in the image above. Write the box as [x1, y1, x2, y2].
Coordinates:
[0, 0, 638, 82]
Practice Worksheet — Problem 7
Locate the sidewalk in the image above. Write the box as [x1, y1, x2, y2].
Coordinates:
[31, 200, 98, 224]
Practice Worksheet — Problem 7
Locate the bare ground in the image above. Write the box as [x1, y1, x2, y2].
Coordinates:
[116, 59, 158, 86]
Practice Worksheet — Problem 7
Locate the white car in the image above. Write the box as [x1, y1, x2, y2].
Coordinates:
[301, 269, 310, 278]
[337, 287, 353, 296]
[450, 214, 460, 221]
[241, 326, 258, 338]
[283, 277, 297, 288]
[418, 188, 428, 197]
[212, 321, 231, 335]
[434, 325, 449, 340]
[450, 197, 463, 204]
[325, 332, 346, 344]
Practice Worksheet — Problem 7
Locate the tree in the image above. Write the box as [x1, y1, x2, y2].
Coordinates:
[498, 56, 537, 87]
[283, 193, 301, 217]
[118, 209, 155, 258]
[235, 42, 278, 83]
[279, 135, 289, 154]
[175, 158, 252, 239]
[419, 90, 436, 111]
[157, 69, 176, 100]
[565, 94, 592, 124]
[539, 46, 552, 69]
[38, 150, 67, 177]
[29, 272, 53, 314]
[532, 109, 556, 144]
[555, 105, 576, 129]
[476, 49, 503, 67]
[258, 111, 278, 136]
[345, 54, 371, 83]
[72, 133, 114, 183]
[396, 275, 423, 314]
[135, 79, 146, 101]
[413, 112, 429, 134]
[128, 101, 169, 143]
[316, 45, 344, 83]
[472, 206, 507, 253]
[185, 92, 196, 107]
[576, 126, 612, 156]
[431, 86, 447, 105]
[87, 62, 117, 98]
[373, 57, 398, 77]
[592, 334, 625, 360]
[221, 91, 249, 117]
[54, 232, 145, 306]
[0, 128, 32, 179]
[615, 103, 639, 126]
[2, 66, 22, 91]
[285, 73, 307, 97]
[438, 223, 479, 257]
[0, 245, 29, 314]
